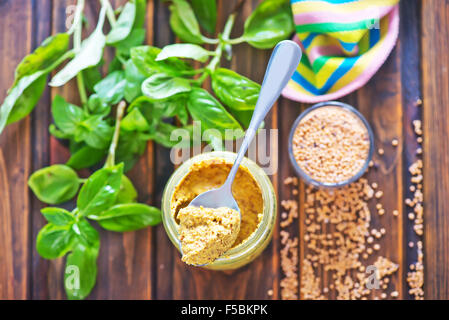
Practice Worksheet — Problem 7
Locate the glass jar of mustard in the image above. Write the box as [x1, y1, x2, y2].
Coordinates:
[161, 151, 277, 270]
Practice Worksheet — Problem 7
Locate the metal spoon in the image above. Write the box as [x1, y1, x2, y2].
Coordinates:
[189, 40, 302, 218]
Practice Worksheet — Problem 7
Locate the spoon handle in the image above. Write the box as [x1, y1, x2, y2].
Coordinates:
[222, 40, 302, 190]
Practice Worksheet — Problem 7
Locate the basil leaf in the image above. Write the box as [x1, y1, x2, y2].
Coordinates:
[108, 56, 123, 73]
[73, 218, 100, 248]
[28, 165, 81, 205]
[142, 73, 191, 101]
[36, 223, 75, 259]
[169, 0, 204, 44]
[49, 124, 72, 139]
[52, 95, 84, 134]
[5, 75, 47, 125]
[130, 46, 193, 77]
[121, 108, 151, 132]
[212, 68, 260, 111]
[115, 28, 146, 58]
[191, 0, 217, 34]
[94, 71, 126, 104]
[89, 203, 161, 232]
[156, 43, 212, 63]
[155, 97, 189, 125]
[74, 115, 113, 150]
[13, 33, 70, 86]
[66, 145, 107, 170]
[151, 122, 183, 148]
[116, 175, 138, 204]
[65, 217, 100, 300]
[41, 207, 76, 226]
[243, 0, 294, 49]
[65, 242, 99, 300]
[116, 130, 150, 172]
[50, 7, 107, 86]
[87, 94, 110, 116]
[124, 59, 146, 103]
[106, 1, 136, 44]
[0, 34, 72, 133]
[77, 163, 124, 216]
[82, 65, 103, 93]
[187, 88, 243, 135]
[133, 0, 147, 29]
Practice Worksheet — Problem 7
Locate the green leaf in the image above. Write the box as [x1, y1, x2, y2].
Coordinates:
[169, 0, 204, 44]
[133, 0, 147, 29]
[13, 33, 70, 86]
[64, 218, 100, 300]
[77, 163, 124, 216]
[115, 28, 146, 58]
[142, 73, 191, 101]
[66, 145, 107, 170]
[28, 165, 80, 204]
[191, 0, 217, 34]
[65, 242, 99, 300]
[82, 65, 103, 93]
[243, 0, 294, 49]
[156, 43, 212, 63]
[89, 203, 161, 232]
[106, 2, 136, 44]
[0, 34, 72, 133]
[116, 130, 150, 172]
[50, 7, 107, 86]
[94, 71, 126, 104]
[36, 223, 74, 259]
[52, 95, 85, 134]
[121, 108, 151, 132]
[74, 115, 113, 149]
[115, 175, 138, 204]
[124, 59, 146, 103]
[73, 218, 100, 248]
[87, 94, 111, 116]
[187, 88, 243, 136]
[152, 122, 188, 148]
[41, 207, 76, 226]
[212, 68, 260, 111]
[130, 46, 193, 77]
[5, 75, 47, 125]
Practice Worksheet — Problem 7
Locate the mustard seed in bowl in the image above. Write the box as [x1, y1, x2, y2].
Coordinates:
[288, 101, 374, 187]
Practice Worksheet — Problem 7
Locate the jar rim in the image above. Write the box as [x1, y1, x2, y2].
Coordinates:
[161, 151, 277, 267]
[288, 101, 374, 188]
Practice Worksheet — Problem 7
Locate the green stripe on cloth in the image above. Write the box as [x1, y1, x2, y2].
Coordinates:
[295, 19, 378, 33]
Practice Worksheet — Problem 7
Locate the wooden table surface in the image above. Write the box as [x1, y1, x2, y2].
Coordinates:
[0, 0, 448, 300]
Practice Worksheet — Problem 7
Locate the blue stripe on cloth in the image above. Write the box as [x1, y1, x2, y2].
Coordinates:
[339, 40, 358, 52]
[292, 55, 360, 95]
[302, 33, 318, 48]
[369, 27, 380, 47]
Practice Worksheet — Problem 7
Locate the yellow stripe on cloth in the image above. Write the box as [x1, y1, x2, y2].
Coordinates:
[292, 0, 399, 15]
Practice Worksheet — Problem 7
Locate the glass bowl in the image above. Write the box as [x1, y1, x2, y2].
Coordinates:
[288, 101, 374, 188]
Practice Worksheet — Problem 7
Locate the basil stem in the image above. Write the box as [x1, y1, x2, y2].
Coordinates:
[74, 0, 88, 106]
[105, 100, 126, 167]
[99, 0, 117, 27]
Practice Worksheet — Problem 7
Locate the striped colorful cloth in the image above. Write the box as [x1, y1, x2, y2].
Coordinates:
[282, 0, 400, 103]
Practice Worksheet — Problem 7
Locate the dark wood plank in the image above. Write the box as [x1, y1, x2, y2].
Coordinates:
[0, 0, 34, 300]
[356, 42, 404, 299]
[399, 0, 423, 300]
[29, 0, 53, 300]
[421, 0, 449, 300]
